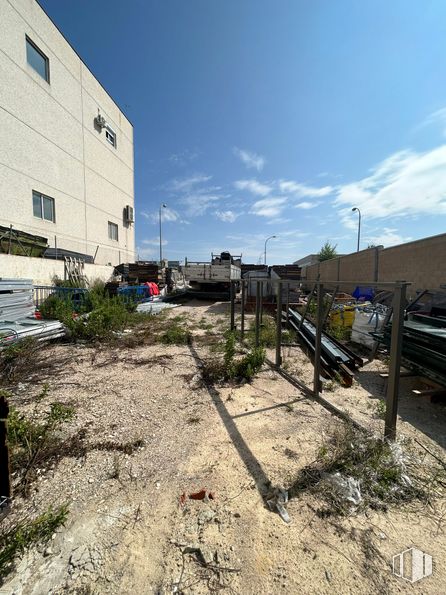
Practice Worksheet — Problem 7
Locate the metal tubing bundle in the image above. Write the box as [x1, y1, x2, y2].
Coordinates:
[373, 313, 446, 386]
[287, 308, 363, 386]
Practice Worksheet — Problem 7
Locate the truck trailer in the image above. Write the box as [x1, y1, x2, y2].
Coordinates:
[183, 252, 242, 299]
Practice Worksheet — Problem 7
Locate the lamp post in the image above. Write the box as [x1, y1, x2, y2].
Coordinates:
[352, 207, 361, 252]
[159, 203, 167, 265]
[264, 235, 277, 265]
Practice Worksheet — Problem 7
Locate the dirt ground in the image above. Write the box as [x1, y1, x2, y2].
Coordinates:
[2, 300, 446, 595]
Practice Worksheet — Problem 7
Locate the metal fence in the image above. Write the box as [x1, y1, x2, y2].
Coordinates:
[230, 277, 410, 441]
[33, 285, 89, 310]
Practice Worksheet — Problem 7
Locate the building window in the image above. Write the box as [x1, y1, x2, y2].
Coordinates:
[105, 126, 116, 148]
[26, 36, 50, 82]
[108, 221, 118, 241]
[33, 191, 55, 222]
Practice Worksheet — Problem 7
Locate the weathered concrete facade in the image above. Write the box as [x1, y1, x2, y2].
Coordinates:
[304, 233, 446, 297]
[0, 0, 135, 266]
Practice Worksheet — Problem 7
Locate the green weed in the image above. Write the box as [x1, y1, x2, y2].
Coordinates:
[290, 422, 427, 515]
[374, 399, 387, 420]
[0, 505, 69, 582]
[0, 338, 40, 384]
[7, 395, 75, 492]
[159, 323, 191, 345]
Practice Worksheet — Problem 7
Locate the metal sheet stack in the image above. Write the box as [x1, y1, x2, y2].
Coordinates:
[0, 279, 35, 321]
[0, 278, 65, 346]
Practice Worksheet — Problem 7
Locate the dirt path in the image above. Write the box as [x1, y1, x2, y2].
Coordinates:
[3, 301, 446, 594]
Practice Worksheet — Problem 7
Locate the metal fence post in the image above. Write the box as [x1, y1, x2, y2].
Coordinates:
[275, 280, 282, 367]
[285, 282, 290, 324]
[240, 280, 246, 340]
[255, 280, 261, 347]
[384, 282, 406, 441]
[230, 281, 235, 331]
[313, 283, 324, 398]
[0, 393, 11, 502]
[259, 280, 264, 325]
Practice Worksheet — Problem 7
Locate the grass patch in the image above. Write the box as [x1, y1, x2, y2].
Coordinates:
[0, 339, 40, 385]
[202, 331, 265, 383]
[0, 505, 68, 582]
[246, 316, 276, 348]
[289, 422, 431, 515]
[327, 323, 352, 342]
[374, 399, 386, 419]
[39, 283, 137, 343]
[158, 322, 191, 345]
[6, 391, 75, 494]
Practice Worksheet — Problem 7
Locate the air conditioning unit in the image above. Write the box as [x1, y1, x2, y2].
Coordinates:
[124, 205, 134, 223]
[95, 114, 106, 129]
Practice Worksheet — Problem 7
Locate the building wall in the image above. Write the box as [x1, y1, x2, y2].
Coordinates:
[0, 0, 135, 266]
[0, 253, 114, 285]
[303, 233, 446, 297]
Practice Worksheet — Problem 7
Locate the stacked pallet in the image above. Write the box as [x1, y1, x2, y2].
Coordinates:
[115, 262, 161, 284]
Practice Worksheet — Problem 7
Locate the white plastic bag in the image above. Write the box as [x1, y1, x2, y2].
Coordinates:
[351, 309, 386, 348]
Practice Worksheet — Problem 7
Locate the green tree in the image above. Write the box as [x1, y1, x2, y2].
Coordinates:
[318, 241, 338, 262]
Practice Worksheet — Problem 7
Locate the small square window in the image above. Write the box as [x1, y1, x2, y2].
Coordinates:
[108, 221, 118, 241]
[26, 36, 49, 82]
[105, 127, 116, 148]
[32, 191, 55, 222]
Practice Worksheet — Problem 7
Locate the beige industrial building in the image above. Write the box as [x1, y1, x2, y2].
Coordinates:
[0, 0, 135, 267]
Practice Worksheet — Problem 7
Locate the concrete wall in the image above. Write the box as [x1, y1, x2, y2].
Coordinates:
[304, 233, 446, 297]
[0, 0, 135, 265]
[0, 253, 114, 285]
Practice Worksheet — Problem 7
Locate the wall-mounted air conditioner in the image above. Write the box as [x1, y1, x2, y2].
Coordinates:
[124, 205, 134, 223]
[95, 114, 106, 129]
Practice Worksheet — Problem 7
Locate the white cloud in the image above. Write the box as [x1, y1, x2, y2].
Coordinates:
[215, 210, 239, 223]
[141, 207, 179, 224]
[295, 201, 320, 210]
[418, 107, 446, 137]
[250, 197, 287, 218]
[180, 194, 220, 217]
[266, 217, 292, 225]
[142, 237, 168, 246]
[169, 174, 212, 192]
[279, 180, 333, 198]
[136, 246, 153, 260]
[169, 150, 199, 166]
[233, 147, 265, 171]
[335, 145, 446, 226]
[364, 228, 412, 248]
[234, 179, 272, 196]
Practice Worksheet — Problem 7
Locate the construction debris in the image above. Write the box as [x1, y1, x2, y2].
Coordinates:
[0, 278, 65, 346]
[266, 487, 290, 524]
[136, 301, 179, 315]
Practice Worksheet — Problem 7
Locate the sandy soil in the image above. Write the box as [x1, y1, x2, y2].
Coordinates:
[2, 300, 446, 595]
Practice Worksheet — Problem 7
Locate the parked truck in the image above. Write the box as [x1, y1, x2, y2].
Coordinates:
[183, 252, 242, 299]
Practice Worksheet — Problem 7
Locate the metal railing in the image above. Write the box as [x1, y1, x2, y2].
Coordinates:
[33, 285, 88, 309]
[230, 277, 410, 441]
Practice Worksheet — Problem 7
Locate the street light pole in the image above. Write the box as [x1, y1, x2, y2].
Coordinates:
[159, 203, 167, 265]
[352, 207, 361, 252]
[264, 235, 277, 265]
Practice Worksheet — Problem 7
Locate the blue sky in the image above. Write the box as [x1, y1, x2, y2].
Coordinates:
[41, 0, 446, 264]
